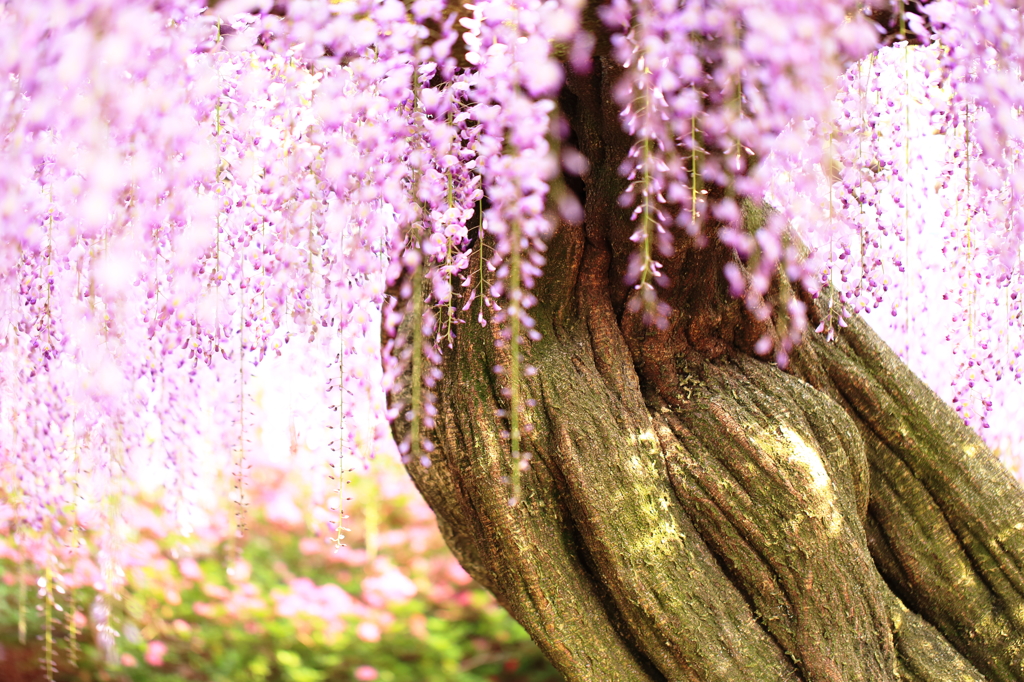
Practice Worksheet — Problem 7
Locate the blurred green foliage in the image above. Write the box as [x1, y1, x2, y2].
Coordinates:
[0, 459, 562, 682]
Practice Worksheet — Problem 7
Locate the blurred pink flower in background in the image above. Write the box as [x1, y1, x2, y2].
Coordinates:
[223, 582, 266, 617]
[445, 559, 473, 586]
[202, 583, 231, 600]
[228, 558, 252, 583]
[355, 621, 381, 643]
[144, 640, 168, 667]
[272, 576, 376, 639]
[354, 665, 379, 681]
[264, 489, 306, 527]
[361, 567, 417, 608]
[178, 557, 204, 581]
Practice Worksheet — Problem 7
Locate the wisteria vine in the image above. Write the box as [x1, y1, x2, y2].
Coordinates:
[3, 0, 1024, 673]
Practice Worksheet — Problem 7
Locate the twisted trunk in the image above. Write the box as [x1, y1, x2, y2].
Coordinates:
[396, 53, 1024, 682]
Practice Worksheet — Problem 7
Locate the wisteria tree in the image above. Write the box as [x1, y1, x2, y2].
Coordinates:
[4, 0, 1024, 680]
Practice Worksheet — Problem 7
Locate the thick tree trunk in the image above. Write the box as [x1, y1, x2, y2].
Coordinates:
[395, 53, 1024, 681]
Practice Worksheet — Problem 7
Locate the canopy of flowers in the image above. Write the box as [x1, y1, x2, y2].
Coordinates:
[2, 0, 1024, 662]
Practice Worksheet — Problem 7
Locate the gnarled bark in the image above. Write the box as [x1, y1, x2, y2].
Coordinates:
[394, 51, 1024, 682]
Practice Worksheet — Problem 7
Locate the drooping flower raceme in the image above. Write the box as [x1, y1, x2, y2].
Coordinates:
[602, 0, 878, 345]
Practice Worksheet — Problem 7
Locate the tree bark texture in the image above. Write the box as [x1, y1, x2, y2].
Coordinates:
[395, 52, 1024, 682]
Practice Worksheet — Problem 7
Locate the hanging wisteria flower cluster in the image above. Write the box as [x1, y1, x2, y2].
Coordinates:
[768, 0, 1024, 447]
[603, 0, 878, 339]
